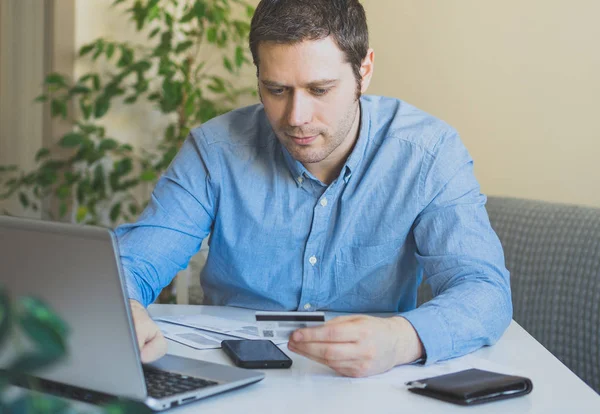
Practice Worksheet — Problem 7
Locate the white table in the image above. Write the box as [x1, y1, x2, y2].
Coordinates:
[149, 304, 599, 413]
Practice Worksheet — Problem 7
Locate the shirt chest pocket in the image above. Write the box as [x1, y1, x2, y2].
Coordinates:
[334, 242, 401, 301]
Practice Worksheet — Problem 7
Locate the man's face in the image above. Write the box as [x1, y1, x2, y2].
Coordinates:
[257, 37, 361, 171]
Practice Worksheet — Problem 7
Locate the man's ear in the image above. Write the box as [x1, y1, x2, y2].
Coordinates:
[359, 48, 375, 93]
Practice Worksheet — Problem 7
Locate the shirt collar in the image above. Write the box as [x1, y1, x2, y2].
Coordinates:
[278, 97, 372, 187]
[342, 97, 371, 183]
[280, 141, 310, 187]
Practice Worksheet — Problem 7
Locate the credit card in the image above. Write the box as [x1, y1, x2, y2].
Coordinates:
[255, 311, 325, 340]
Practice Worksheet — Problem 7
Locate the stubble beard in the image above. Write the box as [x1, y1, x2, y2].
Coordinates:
[281, 99, 360, 165]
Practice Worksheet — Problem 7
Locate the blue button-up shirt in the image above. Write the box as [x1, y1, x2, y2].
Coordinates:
[116, 95, 512, 364]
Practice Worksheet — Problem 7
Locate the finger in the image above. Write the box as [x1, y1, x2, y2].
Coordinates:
[140, 331, 168, 363]
[291, 319, 363, 343]
[333, 366, 370, 378]
[287, 341, 361, 363]
[325, 315, 363, 325]
[287, 343, 369, 377]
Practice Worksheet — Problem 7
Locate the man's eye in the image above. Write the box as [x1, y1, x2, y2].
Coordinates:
[268, 88, 285, 96]
[311, 88, 330, 96]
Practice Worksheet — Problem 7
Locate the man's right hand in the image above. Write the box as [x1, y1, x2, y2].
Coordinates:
[129, 299, 168, 363]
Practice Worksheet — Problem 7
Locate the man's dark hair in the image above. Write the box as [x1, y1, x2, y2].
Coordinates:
[249, 0, 369, 97]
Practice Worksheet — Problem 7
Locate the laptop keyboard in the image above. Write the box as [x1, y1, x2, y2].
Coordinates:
[143, 367, 219, 400]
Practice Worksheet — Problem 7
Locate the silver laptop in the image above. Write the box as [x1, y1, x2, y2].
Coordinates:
[0, 215, 264, 411]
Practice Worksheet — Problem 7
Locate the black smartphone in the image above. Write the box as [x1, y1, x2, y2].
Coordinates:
[221, 339, 293, 369]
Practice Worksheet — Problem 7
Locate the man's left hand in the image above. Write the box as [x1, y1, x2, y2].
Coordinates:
[287, 315, 423, 378]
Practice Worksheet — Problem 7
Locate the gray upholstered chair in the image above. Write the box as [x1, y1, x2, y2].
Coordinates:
[419, 196, 600, 393]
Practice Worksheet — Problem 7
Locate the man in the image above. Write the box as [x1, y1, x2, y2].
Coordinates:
[117, 0, 512, 378]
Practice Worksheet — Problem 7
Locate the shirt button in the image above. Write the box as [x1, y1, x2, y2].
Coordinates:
[304, 303, 312, 310]
[320, 197, 328, 207]
[309, 256, 317, 265]
[297, 176, 304, 184]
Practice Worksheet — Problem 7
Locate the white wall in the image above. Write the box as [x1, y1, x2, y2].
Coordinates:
[362, 0, 600, 207]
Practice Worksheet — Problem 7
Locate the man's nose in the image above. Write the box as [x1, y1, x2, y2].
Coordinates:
[287, 91, 313, 127]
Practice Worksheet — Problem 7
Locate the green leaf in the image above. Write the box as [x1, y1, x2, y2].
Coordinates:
[147, 1, 160, 21]
[165, 124, 176, 141]
[140, 170, 157, 182]
[103, 400, 153, 414]
[45, 73, 67, 86]
[180, 9, 196, 23]
[117, 46, 134, 67]
[128, 204, 139, 216]
[58, 202, 67, 218]
[164, 12, 173, 28]
[59, 202, 68, 217]
[223, 57, 233, 73]
[207, 76, 226, 93]
[94, 96, 111, 118]
[35, 148, 51, 161]
[106, 43, 116, 59]
[109, 202, 122, 222]
[207, 27, 217, 43]
[147, 92, 161, 101]
[76, 206, 88, 222]
[34, 94, 48, 102]
[79, 43, 95, 56]
[92, 74, 101, 90]
[10, 352, 66, 373]
[175, 40, 194, 53]
[0, 165, 18, 172]
[9, 395, 70, 414]
[235, 46, 244, 68]
[56, 185, 70, 200]
[161, 79, 183, 112]
[59, 132, 85, 148]
[92, 39, 105, 60]
[50, 100, 67, 119]
[113, 158, 133, 176]
[36, 168, 58, 187]
[0, 288, 12, 350]
[149, 27, 161, 39]
[124, 95, 138, 104]
[131, 0, 148, 31]
[246, 5, 254, 18]
[19, 192, 29, 208]
[70, 84, 91, 95]
[193, 1, 207, 19]
[79, 99, 92, 119]
[158, 31, 173, 53]
[99, 138, 118, 151]
[92, 164, 106, 195]
[64, 171, 80, 185]
[233, 20, 251, 38]
[18, 297, 68, 358]
[133, 60, 152, 72]
[217, 30, 228, 47]
[135, 79, 149, 93]
[118, 179, 140, 191]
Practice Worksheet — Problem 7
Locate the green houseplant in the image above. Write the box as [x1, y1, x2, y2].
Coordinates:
[0, 0, 256, 227]
[0, 287, 152, 413]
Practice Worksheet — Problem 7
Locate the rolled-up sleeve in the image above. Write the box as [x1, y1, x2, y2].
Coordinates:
[115, 129, 218, 307]
[400, 129, 512, 364]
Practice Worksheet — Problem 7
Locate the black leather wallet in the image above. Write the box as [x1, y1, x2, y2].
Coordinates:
[405, 368, 533, 406]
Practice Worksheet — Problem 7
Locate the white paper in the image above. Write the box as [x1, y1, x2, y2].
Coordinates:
[154, 315, 287, 346]
[156, 321, 236, 350]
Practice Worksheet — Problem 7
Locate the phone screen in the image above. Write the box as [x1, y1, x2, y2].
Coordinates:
[222, 340, 292, 368]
